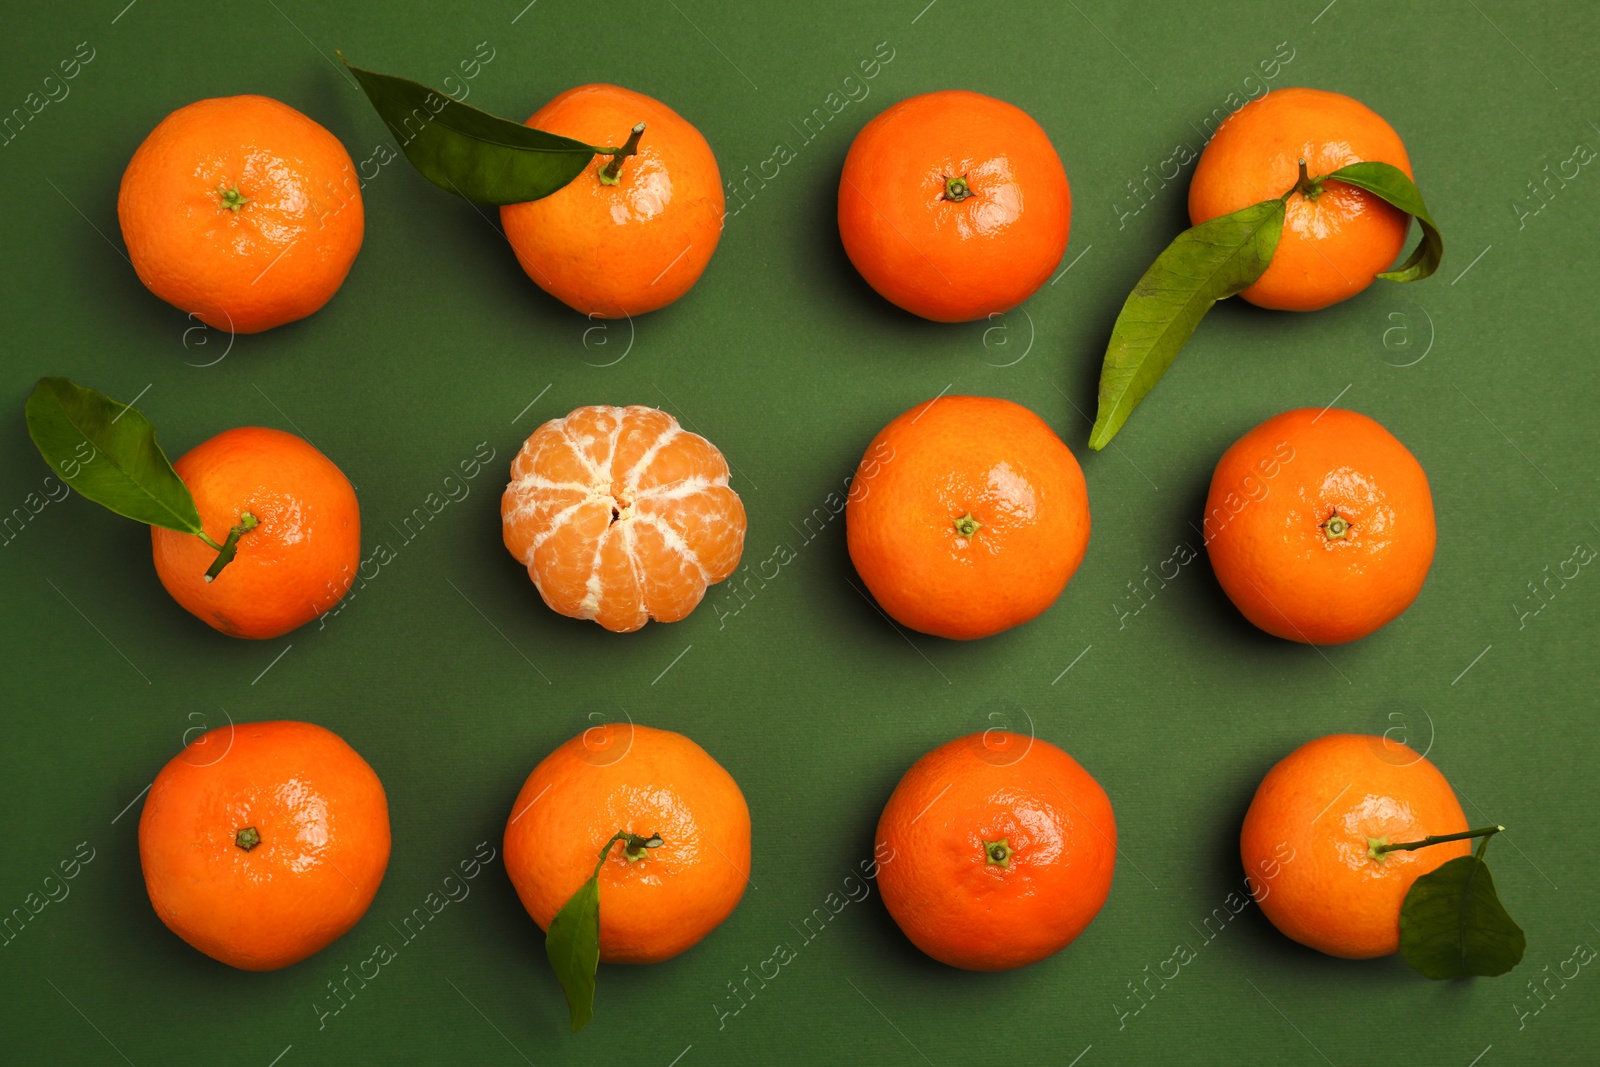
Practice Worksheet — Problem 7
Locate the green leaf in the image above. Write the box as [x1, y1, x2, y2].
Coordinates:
[1399, 851, 1526, 979]
[1088, 198, 1286, 450]
[1323, 161, 1444, 283]
[340, 55, 611, 206]
[545, 873, 601, 1032]
[25, 378, 205, 535]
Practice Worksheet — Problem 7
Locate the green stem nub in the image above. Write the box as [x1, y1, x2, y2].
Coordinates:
[953, 512, 983, 539]
[235, 826, 261, 851]
[204, 512, 259, 583]
[984, 838, 1013, 868]
[1288, 158, 1322, 201]
[1367, 824, 1504, 863]
[942, 174, 974, 202]
[1320, 511, 1350, 541]
[218, 185, 251, 212]
[598, 122, 646, 186]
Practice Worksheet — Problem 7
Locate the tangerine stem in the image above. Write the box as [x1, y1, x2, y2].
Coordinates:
[984, 838, 1013, 868]
[235, 826, 261, 851]
[942, 174, 974, 202]
[1283, 158, 1322, 201]
[1368, 824, 1503, 862]
[203, 511, 258, 583]
[598, 123, 646, 185]
[953, 512, 983, 539]
[591, 830, 663, 878]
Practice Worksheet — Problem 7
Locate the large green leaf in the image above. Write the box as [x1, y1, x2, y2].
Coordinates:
[25, 377, 204, 535]
[341, 56, 610, 205]
[1323, 161, 1444, 283]
[1399, 850, 1526, 979]
[545, 872, 601, 1032]
[1088, 198, 1286, 450]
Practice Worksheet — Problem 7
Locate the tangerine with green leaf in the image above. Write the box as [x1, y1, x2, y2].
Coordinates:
[1240, 733, 1472, 959]
[1188, 87, 1413, 311]
[499, 85, 724, 318]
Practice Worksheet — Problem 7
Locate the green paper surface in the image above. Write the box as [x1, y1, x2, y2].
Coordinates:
[1, 2, 1596, 1064]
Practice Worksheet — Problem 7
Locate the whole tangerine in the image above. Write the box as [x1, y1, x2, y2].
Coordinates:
[118, 94, 363, 333]
[838, 90, 1071, 322]
[875, 731, 1116, 971]
[1203, 407, 1434, 644]
[139, 719, 390, 971]
[152, 426, 360, 639]
[846, 395, 1089, 639]
[1188, 87, 1413, 311]
[503, 723, 750, 963]
[1240, 733, 1469, 958]
[500, 84, 724, 318]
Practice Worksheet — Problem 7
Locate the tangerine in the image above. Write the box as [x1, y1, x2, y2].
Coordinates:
[500, 84, 724, 318]
[152, 426, 360, 639]
[1240, 733, 1469, 958]
[838, 89, 1071, 322]
[503, 723, 750, 963]
[846, 395, 1088, 639]
[1188, 87, 1413, 311]
[1203, 407, 1434, 644]
[118, 94, 363, 333]
[501, 404, 745, 632]
[875, 731, 1116, 971]
[139, 720, 390, 971]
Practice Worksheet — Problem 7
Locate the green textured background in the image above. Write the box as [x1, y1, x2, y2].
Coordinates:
[2, 1, 1596, 1063]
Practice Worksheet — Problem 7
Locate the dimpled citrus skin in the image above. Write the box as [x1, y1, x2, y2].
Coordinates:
[500, 84, 724, 318]
[117, 95, 363, 333]
[1203, 407, 1434, 645]
[151, 427, 360, 639]
[846, 396, 1089, 639]
[875, 732, 1116, 971]
[1241, 734, 1469, 959]
[838, 90, 1070, 322]
[503, 724, 751, 964]
[139, 720, 390, 971]
[1188, 87, 1412, 311]
[501, 405, 745, 632]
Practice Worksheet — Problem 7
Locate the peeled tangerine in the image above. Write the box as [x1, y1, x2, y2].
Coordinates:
[501, 405, 745, 632]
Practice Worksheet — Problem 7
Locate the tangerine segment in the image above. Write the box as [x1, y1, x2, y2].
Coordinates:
[838, 90, 1071, 322]
[502, 405, 745, 631]
[117, 95, 363, 333]
[1188, 87, 1412, 311]
[846, 396, 1088, 639]
[139, 720, 390, 971]
[1203, 408, 1434, 645]
[152, 426, 360, 640]
[1240, 734, 1469, 959]
[499, 84, 724, 318]
[503, 723, 751, 963]
[875, 732, 1116, 971]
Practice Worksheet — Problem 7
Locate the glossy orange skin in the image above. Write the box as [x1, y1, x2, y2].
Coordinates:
[875, 732, 1116, 971]
[152, 427, 360, 639]
[1204, 408, 1434, 644]
[846, 396, 1089, 639]
[503, 724, 750, 964]
[1241, 734, 1469, 959]
[139, 720, 391, 971]
[500, 85, 724, 318]
[838, 90, 1070, 322]
[117, 95, 364, 333]
[1189, 87, 1412, 311]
